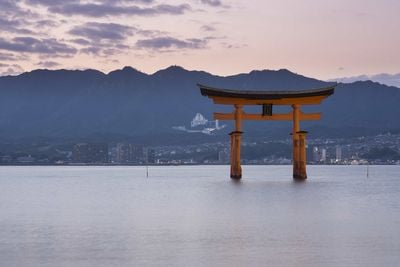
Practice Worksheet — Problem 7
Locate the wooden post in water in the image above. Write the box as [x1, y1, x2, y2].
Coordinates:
[297, 131, 308, 179]
[292, 104, 307, 180]
[230, 104, 243, 179]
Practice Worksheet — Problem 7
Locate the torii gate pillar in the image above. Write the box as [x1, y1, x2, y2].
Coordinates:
[292, 104, 308, 180]
[230, 104, 243, 179]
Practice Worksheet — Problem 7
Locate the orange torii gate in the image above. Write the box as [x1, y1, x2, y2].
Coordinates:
[199, 84, 335, 180]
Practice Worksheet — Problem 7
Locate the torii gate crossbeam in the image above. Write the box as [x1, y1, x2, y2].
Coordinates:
[199, 84, 335, 180]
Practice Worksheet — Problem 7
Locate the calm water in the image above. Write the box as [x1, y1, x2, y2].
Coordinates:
[0, 165, 399, 266]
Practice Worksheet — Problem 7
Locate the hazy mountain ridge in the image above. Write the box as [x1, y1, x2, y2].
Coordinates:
[331, 73, 400, 88]
[0, 66, 399, 143]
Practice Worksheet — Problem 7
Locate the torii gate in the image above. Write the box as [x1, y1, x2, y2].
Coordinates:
[199, 84, 335, 180]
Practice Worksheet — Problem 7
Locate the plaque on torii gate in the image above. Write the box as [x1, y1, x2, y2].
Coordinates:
[199, 84, 335, 180]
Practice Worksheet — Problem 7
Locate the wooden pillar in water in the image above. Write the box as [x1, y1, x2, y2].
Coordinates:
[292, 104, 307, 180]
[297, 131, 308, 179]
[230, 104, 243, 179]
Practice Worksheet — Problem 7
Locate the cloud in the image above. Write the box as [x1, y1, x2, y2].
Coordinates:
[34, 19, 61, 28]
[68, 22, 142, 57]
[0, 17, 34, 35]
[1, 0, 38, 18]
[69, 38, 92, 46]
[136, 36, 208, 50]
[220, 42, 247, 49]
[201, 25, 216, 32]
[0, 37, 77, 55]
[0, 52, 28, 61]
[98, 58, 120, 65]
[69, 22, 135, 42]
[0, 63, 24, 76]
[136, 29, 168, 38]
[80, 46, 102, 55]
[98, 0, 155, 4]
[79, 45, 129, 57]
[102, 48, 122, 56]
[200, 0, 223, 7]
[0, 2, 54, 35]
[0, 0, 22, 13]
[69, 22, 136, 56]
[0, 17, 22, 27]
[198, 0, 229, 8]
[35, 61, 61, 68]
[0, 53, 14, 61]
[27, 0, 155, 5]
[25, 0, 80, 6]
[48, 3, 191, 17]
[115, 43, 130, 49]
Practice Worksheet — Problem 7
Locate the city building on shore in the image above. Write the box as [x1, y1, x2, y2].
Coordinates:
[111, 143, 155, 164]
[72, 143, 108, 163]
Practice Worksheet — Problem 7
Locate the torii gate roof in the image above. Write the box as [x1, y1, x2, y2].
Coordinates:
[199, 84, 335, 105]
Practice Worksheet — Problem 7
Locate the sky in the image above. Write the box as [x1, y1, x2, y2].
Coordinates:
[0, 0, 399, 80]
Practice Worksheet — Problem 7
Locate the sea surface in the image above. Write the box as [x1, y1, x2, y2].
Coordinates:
[0, 165, 399, 266]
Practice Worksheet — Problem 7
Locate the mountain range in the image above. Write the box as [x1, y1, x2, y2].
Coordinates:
[0, 66, 399, 145]
[332, 73, 400, 88]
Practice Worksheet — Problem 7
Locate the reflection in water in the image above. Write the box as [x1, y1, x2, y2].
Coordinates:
[230, 178, 243, 185]
[292, 178, 307, 184]
[0, 165, 399, 266]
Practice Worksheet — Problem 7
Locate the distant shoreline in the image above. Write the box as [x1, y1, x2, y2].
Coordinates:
[0, 163, 398, 167]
